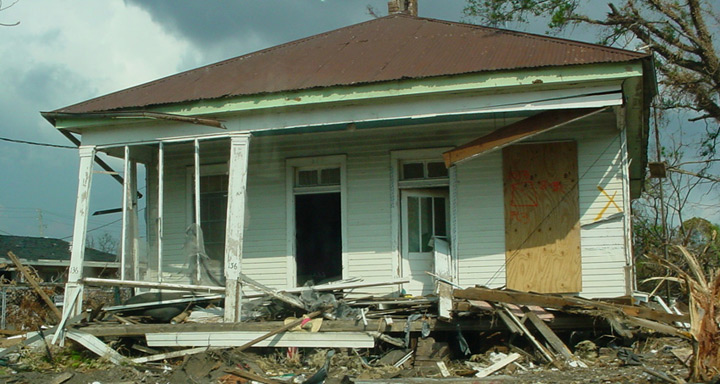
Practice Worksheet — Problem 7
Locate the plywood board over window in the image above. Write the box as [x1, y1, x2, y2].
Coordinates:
[503, 142, 581, 293]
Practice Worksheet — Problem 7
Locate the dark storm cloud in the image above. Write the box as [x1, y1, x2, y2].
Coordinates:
[125, 0, 469, 60]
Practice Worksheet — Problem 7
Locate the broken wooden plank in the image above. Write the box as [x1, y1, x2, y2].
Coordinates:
[131, 346, 220, 364]
[499, 305, 557, 366]
[146, 331, 375, 348]
[522, 308, 586, 367]
[437, 281, 453, 321]
[83, 277, 224, 293]
[443, 107, 605, 167]
[7, 251, 62, 321]
[66, 330, 129, 365]
[235, 311, 323, 352]
[469, 353, 521, 378]
[454, 287, 688, 324]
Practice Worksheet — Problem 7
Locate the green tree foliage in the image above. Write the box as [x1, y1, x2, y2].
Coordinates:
[464, 0, 720, 157]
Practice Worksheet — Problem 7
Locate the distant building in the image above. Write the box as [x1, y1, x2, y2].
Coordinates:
[0, 235, 119, 283]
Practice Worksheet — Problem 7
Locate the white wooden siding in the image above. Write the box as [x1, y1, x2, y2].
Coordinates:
[455, 113, 629, 298]
[153, 112, 630, 298]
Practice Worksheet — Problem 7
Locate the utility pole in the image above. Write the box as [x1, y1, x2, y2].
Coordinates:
[37, 209, 46, 237]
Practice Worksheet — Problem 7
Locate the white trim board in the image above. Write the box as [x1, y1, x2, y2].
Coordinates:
[146, 331, 374, 348]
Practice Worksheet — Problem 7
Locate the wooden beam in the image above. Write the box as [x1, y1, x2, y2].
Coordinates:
[442, 107, 605, 167]
[62, 145, 96, 319]
[234, 310, 323, 352]
[6, 251, 62, 321]
[224, 133, 251, 322]
[523, 308, 586, 367]
[66, 330, 129, 365]
[146, 331, 375, 348]
[131, 347, 220, 364]
[453, 287, 688, 324]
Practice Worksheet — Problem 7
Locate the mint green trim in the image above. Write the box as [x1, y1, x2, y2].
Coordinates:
[53, 61, 644, 130]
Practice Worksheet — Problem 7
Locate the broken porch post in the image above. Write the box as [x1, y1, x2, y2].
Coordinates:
[224, 133, 251, 322]
[61, 145, 96, 320]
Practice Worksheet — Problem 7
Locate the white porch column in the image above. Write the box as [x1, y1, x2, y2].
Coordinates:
[223, 133, 251, 322]
[62, 145, 96, 318]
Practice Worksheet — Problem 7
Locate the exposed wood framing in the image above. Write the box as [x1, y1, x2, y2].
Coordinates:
[453, 287, 689, 324]
[442, 107, 605, 167]
[224, 133, 251, 322]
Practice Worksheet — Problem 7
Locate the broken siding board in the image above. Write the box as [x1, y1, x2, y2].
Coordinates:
[503, 141, 582, 293]
[146, 331, 375, 348]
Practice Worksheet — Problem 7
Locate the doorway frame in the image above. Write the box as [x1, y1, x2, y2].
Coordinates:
[390, 147, 457, 286]
[286, 155, 347, 288]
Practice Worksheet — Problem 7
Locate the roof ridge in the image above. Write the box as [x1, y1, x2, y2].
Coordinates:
[403, 14, 647, 58]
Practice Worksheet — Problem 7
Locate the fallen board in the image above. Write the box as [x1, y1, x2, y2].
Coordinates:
[146, 331, 375, 348]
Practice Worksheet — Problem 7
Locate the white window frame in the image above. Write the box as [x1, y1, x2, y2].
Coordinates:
[185, 163, 229, 226]
[390, 148, 457, 282]
[286, 155, 347, 288]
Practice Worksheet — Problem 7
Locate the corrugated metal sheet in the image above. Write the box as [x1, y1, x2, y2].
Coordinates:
[55, 14, 647, 114]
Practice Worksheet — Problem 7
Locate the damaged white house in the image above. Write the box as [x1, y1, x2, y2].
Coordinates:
[43, 13, 655, 322]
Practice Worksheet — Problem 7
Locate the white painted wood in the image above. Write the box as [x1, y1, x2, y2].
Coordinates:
[471, 353, 520, 378]
[146, 331, 375, 348]
[157, 142, 164, 283]
[433, 238, 452, 279]
[401, 189, 449, 296]
[619, 120, 634, 294]
[67, 330, 129, 365]
[224, 134, 251, 322]
[285, 155, 347, 288]
[132, 346, 217, 364]
[62, 145, 95, 319]
[120, 145, 130, 280]
[193, 139, 201, 283]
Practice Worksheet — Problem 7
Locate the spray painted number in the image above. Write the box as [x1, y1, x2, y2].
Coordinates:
[228, 262, 239, 270]
[70, 266, 80, 275]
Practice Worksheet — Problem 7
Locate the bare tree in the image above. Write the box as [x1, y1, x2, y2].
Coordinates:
[464, 0, 720, 157]
[0, 0, 20, 27]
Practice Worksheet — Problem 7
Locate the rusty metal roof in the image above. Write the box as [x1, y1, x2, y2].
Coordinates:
[54, 14, 648, 114]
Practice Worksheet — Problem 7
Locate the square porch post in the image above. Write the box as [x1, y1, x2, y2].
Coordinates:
[61, 145, 96, 318]
[223, 133, 251, 322]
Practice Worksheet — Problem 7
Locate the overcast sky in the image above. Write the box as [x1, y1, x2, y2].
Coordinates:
[0, 0, 716, 242]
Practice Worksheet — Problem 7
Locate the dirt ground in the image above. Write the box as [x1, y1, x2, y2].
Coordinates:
[0, 336, 692, 384]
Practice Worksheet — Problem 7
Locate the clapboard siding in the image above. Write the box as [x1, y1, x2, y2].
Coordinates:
[455, 113, 630, 298]
[152, 111, 630, 297]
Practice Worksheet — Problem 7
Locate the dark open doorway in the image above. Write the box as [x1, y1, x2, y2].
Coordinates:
[295, 193, 342, 286]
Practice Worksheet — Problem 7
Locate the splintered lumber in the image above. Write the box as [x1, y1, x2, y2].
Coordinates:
[472, 353, 521, 378]
[498, 305, 558, 366]
[7, 251, 62, 321]
[437, 281, 453, 321]
[235, 310, 323, 352]
[522, 308, 586, 367]
[131, 346, 220, 364]
[239, 273, 306, 310]
[454, 287, 688, 324]
[66, 330, 129, 365]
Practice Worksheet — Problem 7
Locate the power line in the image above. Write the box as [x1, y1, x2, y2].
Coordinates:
[0, 136, 76, 149]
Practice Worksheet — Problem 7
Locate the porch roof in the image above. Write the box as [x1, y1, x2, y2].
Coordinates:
[49, 14, 648, 115]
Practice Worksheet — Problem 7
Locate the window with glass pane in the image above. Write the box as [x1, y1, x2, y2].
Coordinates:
[401, 161, 448, 180]
[296, 167, 340, 187]
[198, 174, 228, 261]
[402, 162, 425, 180]
[407, 195, 448, 253]
[427, 162, 448, 178]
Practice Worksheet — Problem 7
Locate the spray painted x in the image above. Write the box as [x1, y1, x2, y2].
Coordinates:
[594, 186, 622, 221]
